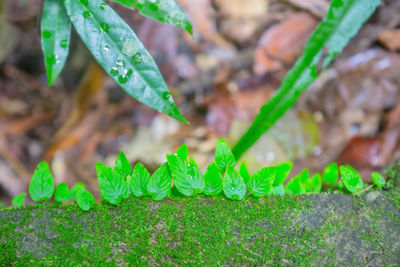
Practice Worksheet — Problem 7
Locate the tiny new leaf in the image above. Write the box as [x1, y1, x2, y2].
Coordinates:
[167, 155, 205, 196]
[12, 193, 26, 207]
[323, 162, 339, 187]
[285, 170, 308, 195]
[203, 162, 223, 196]
[371, 172, 386, 188]
[305, 173, 322, 193]
[147, 163, 172, 201]
[215, 139, 235, 173]
[63, 0, 187, 123]
[239, 162, 251, 184]
[55, 183, 70, 204]
[96, 163, 128, 204]
[176, 144, 188, 160]
[114, 151, 131, 179]
[247, 167, 276, 197]
[69, 182, 85, 201]
[340, 165, 364, 193]
[223, 167, 246, 200]
[41, 0, 71, 85]
[29, 161, 55, 202]
[77, 188, 95, 211]
[130, 163, 151, 197]
[273, 161, 293, 186]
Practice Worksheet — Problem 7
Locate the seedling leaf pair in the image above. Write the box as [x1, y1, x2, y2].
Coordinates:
[128, 163, 151, 197]
[247, 167, 275, 197]
[147, 163, 172, 201]
[55, 183, 70, 204]
[12, 193, 27, 207]
[340, 165, 364, 193]
[223, 167, 246, 200]
[167, 155, 205, 196]
[215, 139, 236, 173]
[29, 161, 55, 202]
[96, 163, 128, 204]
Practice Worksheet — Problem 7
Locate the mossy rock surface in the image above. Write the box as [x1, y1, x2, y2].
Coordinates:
[1, 189, 400, 266]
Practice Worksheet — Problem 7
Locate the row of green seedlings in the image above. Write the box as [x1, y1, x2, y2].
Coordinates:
[10, 139, 387, 211]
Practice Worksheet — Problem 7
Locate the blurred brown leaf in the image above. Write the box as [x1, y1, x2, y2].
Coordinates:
[253, 12, 318, 75]
[378, 29, 400, 51]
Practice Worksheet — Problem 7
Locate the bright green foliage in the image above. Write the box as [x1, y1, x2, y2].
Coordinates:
[285, 170, 309, 195]
[29, 161, 55, 202]
[215, 139, 235, 173]
[203, 162, 223, 196]
[176, 144, 188, 160]
[129, 163, 151, 197]
[41, 0, 71, 85]
[239, 162, 251, 184]
[323, 162, 339, 187]
[147, 163, 172, 201]
[305, 173, 322, 193]
[340, 165, 364, 193]
[96, 163, 128, 204]
[273, 161, 293, 186]
[167, 155, 205, 196]
[371, 172, 386, 188]
[247, 167, 275, 197]
[76, 188, 95, 211]
[54, 183, 70, 204]
[232, 0, 381, 159]
[69, 182, 85, 201]
[134, 0, 193, 35]
[223, 167, 246, 200]
[62, 0, 187, 123]
[11, 193, 26, 207]
[114, 151, 131, 179]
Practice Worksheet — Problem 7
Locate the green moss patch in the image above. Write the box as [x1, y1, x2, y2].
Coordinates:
[1, 190, 399, 265]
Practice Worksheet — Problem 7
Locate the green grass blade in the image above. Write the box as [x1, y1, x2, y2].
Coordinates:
[232, 0, 381, 159]
[41, 0, 71, 85]
[63, 0, 188, 123]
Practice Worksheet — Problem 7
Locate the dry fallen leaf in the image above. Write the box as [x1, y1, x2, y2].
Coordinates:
[378, 29, 400, 51]
[253, 12, 318, 75]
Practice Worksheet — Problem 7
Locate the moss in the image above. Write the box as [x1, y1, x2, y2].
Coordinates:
[1, 192, 399, 265]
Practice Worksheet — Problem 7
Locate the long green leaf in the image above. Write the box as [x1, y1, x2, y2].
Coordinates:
[41, 0, 71, 85]
[63, 0, 187, 123]
[232, 0, 381, 159]
[29, 161, 55, 202]
[110, 0, 193, 35]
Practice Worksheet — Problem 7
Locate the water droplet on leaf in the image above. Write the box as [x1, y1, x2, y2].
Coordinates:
[43, 30, 52, 39]
[162, 91, 171, 100]
[82, 11, 92, 18]
[60, 39, 68, 49]
[110, 67, 118, 76]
